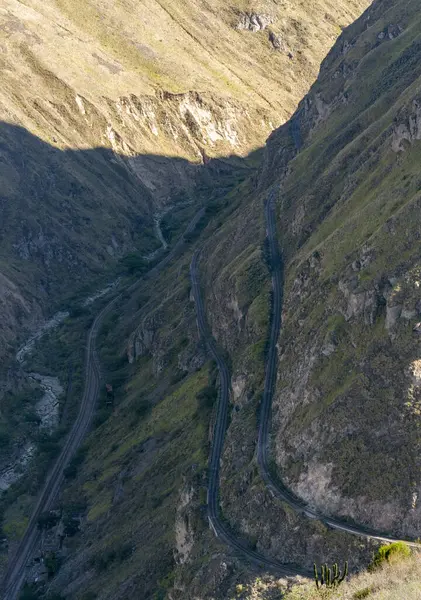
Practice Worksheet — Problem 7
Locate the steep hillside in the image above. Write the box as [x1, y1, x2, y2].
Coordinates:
[236, 546, 421, 600]
[57, 0, 421, 596]
[184, 0, 421, 554]
[2, 0, 369, 152]
[1, 1, 393, 599]
[0, 0, 369, 368]
[265, 0, 421, 537]
[0, 124, 156, 361]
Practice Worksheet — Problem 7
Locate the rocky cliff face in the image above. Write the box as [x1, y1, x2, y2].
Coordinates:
[265, 0, 421, 537]
[200, 0, 421, 543]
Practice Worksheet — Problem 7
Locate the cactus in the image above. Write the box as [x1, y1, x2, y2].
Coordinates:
[314, 563, 320, 589]
[338, 561, 348, 584]
[314, 560, 348, 590]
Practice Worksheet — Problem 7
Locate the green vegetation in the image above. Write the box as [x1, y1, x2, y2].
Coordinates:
[119, 253, 148, 276]
[63, 446, 88, 480]
[51, 238, 219, 598]
[0, 0, 399, 597]
[255, 0, 421, 529]
[369, 542, 411, 571]
[37, 511, 60, 531]
[196, 385, 218, 411]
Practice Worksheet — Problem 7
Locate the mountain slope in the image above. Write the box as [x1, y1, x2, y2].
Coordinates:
[0, 124, 157, 362]
[265, 0, 421, 536]
[2, 0, 369, 146]
[0, 1, 393, 599]
[194, 0, 421, 557]
[74, 0, 421, 595]
[0, 0, 369, 361]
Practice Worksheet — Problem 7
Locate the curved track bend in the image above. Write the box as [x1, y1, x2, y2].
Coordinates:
[190, 251, 310, 577]
[2, 208, 206, 600]
[258, 190, 421, 549]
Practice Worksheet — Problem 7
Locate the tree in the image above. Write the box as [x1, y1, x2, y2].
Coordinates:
[120, 253, 147, 275]
[19, 584, 40, 600]
[37, 511, 60, 531]
[44, 552, 61, 577]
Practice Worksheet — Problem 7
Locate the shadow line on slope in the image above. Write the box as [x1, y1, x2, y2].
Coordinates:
[0, 120, 259, 310]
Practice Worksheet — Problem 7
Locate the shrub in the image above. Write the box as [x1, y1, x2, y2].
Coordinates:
[63, 446, 87, 479]
[196, 385, 218, 410]
[63, 515, 80, 537]
[81, 593, 97, 600]
[353, 588, 373, 599]
[37, 435, 61, 458]
[134, 397, 151, 418]
[19, 584, 40, 600]
[63, 463, 78, 480]
[170, 369, 188, 385]
[37, 511, 60, 531]
[89, 541, 134, 573]
[0, 426, 11, 449]
[44, 552, 61, 577]
[369, 542, 411, 571]
[69, 305, 88, 318]
[120, 253, 148, 275]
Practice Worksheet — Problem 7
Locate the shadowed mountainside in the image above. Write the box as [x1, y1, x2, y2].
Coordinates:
[0, 121, 153, 363]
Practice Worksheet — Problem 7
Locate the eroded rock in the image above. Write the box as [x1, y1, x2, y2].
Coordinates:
[235, 12, 274, 32]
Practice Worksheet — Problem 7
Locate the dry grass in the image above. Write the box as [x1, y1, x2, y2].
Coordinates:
[283, 553, 421, 600]
[230, 549, 421, 600]
[0, 0, 370, 150]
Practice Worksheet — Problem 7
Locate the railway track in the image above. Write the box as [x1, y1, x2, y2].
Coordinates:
[189, 190, 420, 583]
[258, 190, 421, 549]
[2, 208, 205, 600]
[190, 250, 311, 577]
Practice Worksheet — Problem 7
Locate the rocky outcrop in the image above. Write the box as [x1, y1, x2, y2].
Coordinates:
[235, 12, 274, 32]
[376, 24, 403, 43]
[392, 96, 421, 152]
[338, 279, 380, 324]
[268, 31, 292, 57]
[174, 485, 195, 565]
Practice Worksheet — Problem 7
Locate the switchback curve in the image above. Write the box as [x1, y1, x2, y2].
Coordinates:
[190, 250, 311, 577]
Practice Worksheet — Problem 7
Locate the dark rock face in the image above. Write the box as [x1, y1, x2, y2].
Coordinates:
[268, 30, 286, 51]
